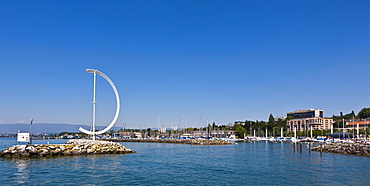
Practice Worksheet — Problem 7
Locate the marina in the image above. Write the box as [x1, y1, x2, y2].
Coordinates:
[2, 1, 370, 185]
[0, 138, 369, 185]
[103, 138, 231, 145]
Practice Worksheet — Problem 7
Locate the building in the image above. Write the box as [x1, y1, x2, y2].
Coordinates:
[274, 116, 287, 121]
[287, 109, 323, 119]
[346, 120, 370, 129]
[286, 109, 333, 131]
[160, 127, 167, 133]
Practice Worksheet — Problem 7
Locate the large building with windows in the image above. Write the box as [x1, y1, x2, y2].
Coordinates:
[286, 109, 333, 131]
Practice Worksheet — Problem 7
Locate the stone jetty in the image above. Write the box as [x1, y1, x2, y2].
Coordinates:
[311, 143, 370, 157]
[103, 138, 232, 145]
[0, 139, 135, 157]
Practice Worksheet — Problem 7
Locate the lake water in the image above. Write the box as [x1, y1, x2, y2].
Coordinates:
[0, 138, 369, 185]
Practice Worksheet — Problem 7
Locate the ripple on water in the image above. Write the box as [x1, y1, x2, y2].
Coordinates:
[1, 140, 370, 185]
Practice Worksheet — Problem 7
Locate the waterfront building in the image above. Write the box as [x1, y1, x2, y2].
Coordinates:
[118, 132, 134, 138]
[346, 119, 370, 129]
[160, 127, 167, 133]
[286, 109, 333, 131]
[274, 116, 287, 121]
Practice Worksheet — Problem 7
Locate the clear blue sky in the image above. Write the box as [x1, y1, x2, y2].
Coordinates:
[1, 0, 369, 129]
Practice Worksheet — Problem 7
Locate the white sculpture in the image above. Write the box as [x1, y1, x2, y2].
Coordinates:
[79, 69, 120, 140]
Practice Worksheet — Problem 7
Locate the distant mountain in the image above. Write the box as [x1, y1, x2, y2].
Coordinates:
[0, 123, 106, 134]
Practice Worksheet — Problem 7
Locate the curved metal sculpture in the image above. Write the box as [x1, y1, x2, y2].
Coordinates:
[79, 69, 120, 139]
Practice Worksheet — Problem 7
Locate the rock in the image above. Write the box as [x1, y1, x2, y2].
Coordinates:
[72, 151, 82, 155]
[72, 146, 80, 151]
[19, 152, 30, 157]
[86, 148, 93, 154]
[59, 145, 65, 151]
[0, 139, 135, 157]
[17, 145, 26, 151]
[311, 143, 370, 157]
[28, 147, 39, 155]
[39, 152, 48, 156]
[63, 150, 72, 155]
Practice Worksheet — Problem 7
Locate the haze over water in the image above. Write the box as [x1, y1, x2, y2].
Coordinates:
[1, 139, 369, 185]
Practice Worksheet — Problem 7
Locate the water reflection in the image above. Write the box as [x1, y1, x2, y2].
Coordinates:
[13, 159, 30, 184]
[0, 141, 369, 185]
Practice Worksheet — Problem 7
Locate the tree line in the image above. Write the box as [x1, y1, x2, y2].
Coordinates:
[233, 114, 290, 138]
[58, 108, 370, 138]
[332, 108, 370, 128]
[234, 108, 370, 138]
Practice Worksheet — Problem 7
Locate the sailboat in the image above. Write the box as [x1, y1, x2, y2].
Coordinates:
[291, 127, 300, 143]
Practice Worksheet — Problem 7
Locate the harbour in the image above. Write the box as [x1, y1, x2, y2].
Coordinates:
[2, 1, 370, 185]
[102, 138, 232, 145]
[0, 138, 369, 185]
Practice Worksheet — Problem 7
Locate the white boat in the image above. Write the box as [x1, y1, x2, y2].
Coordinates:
[325, 138, 340, 143]
[257, 137, 268, 141]
[314, 138, 325, 143]
[291, 137, 300, 143]
[268, 137, 277, 142]
[342, 140, 355, 143]
[246, 136, 259, 141]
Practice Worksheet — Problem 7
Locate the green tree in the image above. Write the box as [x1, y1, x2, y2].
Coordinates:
[59, 132, 69, 136]
[268, 114, 276, 131]
[235, 125, 246, 138]
[333, 121, 341, 128]
[344, 111, 356, 119]
[358, 108, 370, 119]
[109, 129, 116, 135]
[147, 128, 152, 137]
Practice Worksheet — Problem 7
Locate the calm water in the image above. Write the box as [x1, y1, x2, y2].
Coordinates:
[0, 138, 369, 185]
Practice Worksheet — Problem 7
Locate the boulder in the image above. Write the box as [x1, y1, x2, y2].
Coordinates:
[0, 139, 135, 157]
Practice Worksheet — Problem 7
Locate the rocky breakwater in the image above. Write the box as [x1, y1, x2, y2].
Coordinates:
[311, 143, 370, 157]
[0, 139, 135, 157]
[104, 138, 232, 145]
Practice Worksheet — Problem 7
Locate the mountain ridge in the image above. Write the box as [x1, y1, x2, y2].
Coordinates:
[0, 123, 125, 134]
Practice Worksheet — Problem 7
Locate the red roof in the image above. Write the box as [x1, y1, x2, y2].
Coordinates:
[346, 121, 370, 126]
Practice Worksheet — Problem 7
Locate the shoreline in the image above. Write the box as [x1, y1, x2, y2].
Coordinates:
[102, 138, 232, 145]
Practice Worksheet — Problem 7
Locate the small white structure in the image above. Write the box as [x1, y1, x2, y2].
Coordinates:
[160, 127, 167, 133]
[17, 133, 30, 142]
[134, 132, 142, 138]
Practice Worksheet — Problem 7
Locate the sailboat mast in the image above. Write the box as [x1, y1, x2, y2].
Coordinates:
[92, 71, 97, 140]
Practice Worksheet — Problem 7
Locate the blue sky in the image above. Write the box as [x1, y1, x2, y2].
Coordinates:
[1, 0, 369, 129]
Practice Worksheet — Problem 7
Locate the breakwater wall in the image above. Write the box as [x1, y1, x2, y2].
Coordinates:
[311, 143, 370, 157]
[0, 139, 135, 157]
[103, 138, 232, 145]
